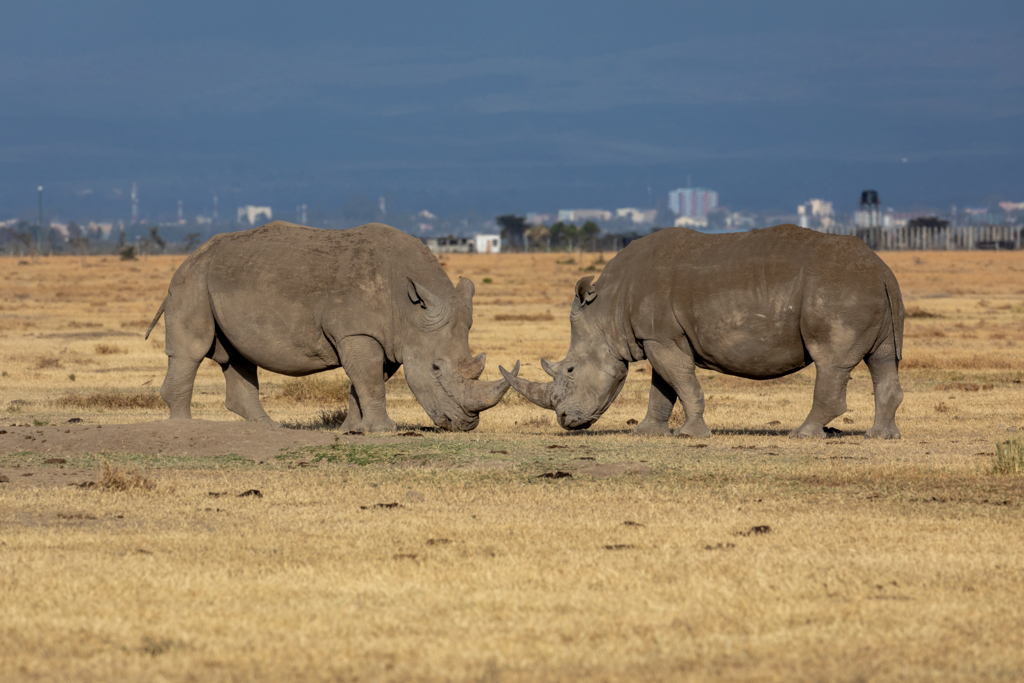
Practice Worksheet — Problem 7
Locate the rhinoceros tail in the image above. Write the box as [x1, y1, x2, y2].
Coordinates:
[145, 297, 167, 340]
[883, 270, 903, 362]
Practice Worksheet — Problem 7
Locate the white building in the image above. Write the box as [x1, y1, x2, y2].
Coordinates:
[237, 205, 273, 225]
[557, 209, 612, 223]
[797, 199, 834, 229]
[668, 188, 718, 217]
[615, 207, 657, 224]
[674, 215, 708, 228]
[473, 234, 501, 254]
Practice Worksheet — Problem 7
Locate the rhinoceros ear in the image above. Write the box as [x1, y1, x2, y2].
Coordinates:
[574, 276, 597, 307]
[408, 279, 442, 310]
[455, 277, 475, 307]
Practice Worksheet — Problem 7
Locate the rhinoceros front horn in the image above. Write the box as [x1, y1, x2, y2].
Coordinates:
[458, 360, 521, 414]
[499, 365, 556, 410]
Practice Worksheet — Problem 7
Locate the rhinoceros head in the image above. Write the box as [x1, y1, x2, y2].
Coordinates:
[499, 276, 627, 430]
[402, 276, 519, 431]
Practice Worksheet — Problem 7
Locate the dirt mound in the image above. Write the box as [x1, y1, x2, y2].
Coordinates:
[0, 420, 345, 460]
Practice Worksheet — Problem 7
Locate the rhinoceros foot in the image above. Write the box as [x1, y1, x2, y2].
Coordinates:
[359, 416, 398, 433]
[673, 422, 711, 438]
[788, 424, 844, 439]
[864, 424, 901, 440]
[632, 419, 673, 437]
[254, 416, 281, 428]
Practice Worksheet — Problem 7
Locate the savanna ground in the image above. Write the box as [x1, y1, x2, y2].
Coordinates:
[1, 247, 1023, 682]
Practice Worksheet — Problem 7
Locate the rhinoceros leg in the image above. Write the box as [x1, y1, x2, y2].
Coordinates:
[633, 369, 676, 437]
[220, 354, 277, 426]
[337, 335, 397, 433]
[160, 293, 216, 420]
[642, 339, 711, 438]
[864, 355, 903, 439]
[790, 364, 852, 438]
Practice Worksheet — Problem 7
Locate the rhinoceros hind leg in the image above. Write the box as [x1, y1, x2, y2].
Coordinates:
[643, 339, 711, 439]
[864, 356, 903, 439]
[633, 369, 676, 437]
[790, 364, 851, 438]
[338, 335, 397, 433]
[221, 354, 276, 425]
[161, 356, 202, 420]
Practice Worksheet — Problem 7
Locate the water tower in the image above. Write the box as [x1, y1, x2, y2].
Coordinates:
[859, 190, 880, 228]
[858, 190, 881, 249]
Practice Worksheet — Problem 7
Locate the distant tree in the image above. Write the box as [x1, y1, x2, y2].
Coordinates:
[523, 224, 550, 252]
[185, 232, 202, 253]
[579, 221, 601, 251]
[149, 226, 166, 252]
[67, 220, 82, 240]
[496, 215, 528, 250]
[549, 221, 578, 250]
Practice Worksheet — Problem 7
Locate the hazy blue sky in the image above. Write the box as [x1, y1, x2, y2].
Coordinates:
[2, 0, 1022, 220]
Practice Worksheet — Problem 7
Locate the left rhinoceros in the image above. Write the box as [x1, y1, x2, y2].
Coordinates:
[145, 221, 518, 431]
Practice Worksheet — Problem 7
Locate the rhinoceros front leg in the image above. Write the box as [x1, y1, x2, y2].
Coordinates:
[221, 354, 277, 426]
[642, 339, 711, 438]
[337, 335, 397, 433]
[633, 369, 676, 437]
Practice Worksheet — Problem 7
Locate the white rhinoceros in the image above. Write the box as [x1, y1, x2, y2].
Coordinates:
[501, 224, 904, 439]
[146, 222, 518, 431]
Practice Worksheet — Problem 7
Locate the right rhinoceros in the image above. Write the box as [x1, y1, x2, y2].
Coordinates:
[146, 221, 518, 432]
[501, 224, 905, 439]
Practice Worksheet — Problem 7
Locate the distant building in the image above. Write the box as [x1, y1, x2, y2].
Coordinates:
[237, 205, 273, 225]
[557, 209, 612, 223]
[673, 215, 708, 228]
[796, 199, 834, 229]
[727, 212, 757, 230]
[425, 234, 501, 254]
[615, 207, 657, 224]
[473, 234, 501, 254]
[999, 201, 1024, 212]
[526, 212, 555, 225]
[668, 188, 718, 217]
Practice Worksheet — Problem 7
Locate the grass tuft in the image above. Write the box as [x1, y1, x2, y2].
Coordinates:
[278, 375, 350, 404]
[94, 343, 128, 355]
[993, 438, 1024, 475]
[284, 407, 348, 431]
[101, 462, 156, 491]
[55, 391, 164, 410]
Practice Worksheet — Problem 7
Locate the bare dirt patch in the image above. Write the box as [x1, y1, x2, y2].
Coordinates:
[0, 420, 347, 461]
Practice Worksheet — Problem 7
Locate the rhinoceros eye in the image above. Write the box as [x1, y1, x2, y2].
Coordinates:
[431, 363, 441, 372]
[567, 366, 575, 374]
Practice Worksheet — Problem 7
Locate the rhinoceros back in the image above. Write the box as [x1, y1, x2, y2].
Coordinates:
[168, 222, 447, 374]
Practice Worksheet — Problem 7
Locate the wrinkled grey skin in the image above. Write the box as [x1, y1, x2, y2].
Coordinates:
[501, 224, 905, 439]
[146, 222, 519, 432]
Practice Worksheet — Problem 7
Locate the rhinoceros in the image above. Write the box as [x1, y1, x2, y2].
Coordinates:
[500, 224, 904, 439]
[145, 221, 519, 432]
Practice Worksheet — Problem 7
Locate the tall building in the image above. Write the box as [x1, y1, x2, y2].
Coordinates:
[668, 188, 718, 217]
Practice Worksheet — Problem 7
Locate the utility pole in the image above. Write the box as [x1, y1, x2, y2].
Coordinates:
[37, 185, 44, 253]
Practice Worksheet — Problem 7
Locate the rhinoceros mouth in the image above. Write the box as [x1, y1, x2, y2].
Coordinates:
[427, 359, 519, 432]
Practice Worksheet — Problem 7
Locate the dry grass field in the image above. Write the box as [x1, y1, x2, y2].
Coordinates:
[1, 247, 1023, 681]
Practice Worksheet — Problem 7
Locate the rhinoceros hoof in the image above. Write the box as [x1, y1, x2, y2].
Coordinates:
[674, 424, 711, 438]
[254, 416, 281, 428]
[865, 425, 901, 440]
[633, 421, 673, 437]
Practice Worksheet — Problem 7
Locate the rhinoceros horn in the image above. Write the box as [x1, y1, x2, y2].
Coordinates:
[499, 364, 556, 410]
[444, 360, 521, 414]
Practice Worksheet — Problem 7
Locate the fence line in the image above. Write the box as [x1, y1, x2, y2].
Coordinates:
[817, 224, 1021, 250]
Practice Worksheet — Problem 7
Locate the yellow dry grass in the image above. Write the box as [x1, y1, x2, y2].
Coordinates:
[2, 249, 1024, 681]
